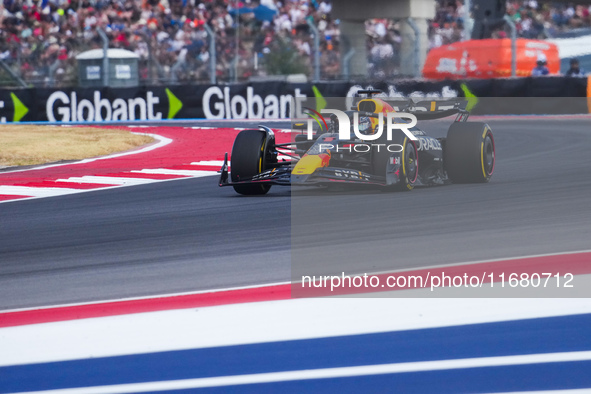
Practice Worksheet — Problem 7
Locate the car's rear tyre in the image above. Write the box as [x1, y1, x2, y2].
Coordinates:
[445, 122, 495, 184]
[231, 130, 272, 195]
[373, 134, 418, 191]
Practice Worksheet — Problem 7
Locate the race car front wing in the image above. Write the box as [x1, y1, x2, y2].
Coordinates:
[219, 153, 387, 188]
[218, 153, 291, 187]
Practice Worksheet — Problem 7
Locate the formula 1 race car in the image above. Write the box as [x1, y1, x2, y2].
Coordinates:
[219, 90, 495, 195]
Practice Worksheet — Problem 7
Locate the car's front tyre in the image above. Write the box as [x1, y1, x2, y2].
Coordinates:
[373, 133, 418, 191]
[230, 129, 273, 195]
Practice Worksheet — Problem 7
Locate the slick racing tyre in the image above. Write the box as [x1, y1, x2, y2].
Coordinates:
[231, 129, 273, 195]
[373, 133, 418, 191]
[445, 122, 495, 184]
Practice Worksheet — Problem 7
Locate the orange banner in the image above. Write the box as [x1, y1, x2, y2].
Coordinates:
[423, 39, 560, 79]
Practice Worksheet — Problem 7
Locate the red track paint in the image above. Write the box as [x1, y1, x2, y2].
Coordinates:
[0, 285, 291, 328]
[0, 195, 31, 201]
[296, 251, 591, 297]
[1, 252, 590, 327]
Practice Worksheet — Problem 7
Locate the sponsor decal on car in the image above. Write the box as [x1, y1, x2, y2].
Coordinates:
[417, 137, 442, 151]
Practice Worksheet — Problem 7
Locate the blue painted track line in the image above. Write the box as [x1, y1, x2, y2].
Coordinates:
[2, 313, 590, 393]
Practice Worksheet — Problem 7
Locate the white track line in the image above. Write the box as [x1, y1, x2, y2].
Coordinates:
[0, 171, 214, 205]
[190, 160, 225, 166]
[4, 248, 590, 315]
[11, 351, 591, 394]
[190, 159, 291, 166]
[0, 281, 290, 314]
[131, 169, 216, 177]
[3, 248, 591, 315]
[340, 248, 591, 280]
[0, 186, 80, 197]
[56, 176, 157, 186]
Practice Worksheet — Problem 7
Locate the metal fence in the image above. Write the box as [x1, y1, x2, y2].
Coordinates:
[0, 18, 434, 88]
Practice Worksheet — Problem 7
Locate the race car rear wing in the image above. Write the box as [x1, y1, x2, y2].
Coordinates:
[353, 90, 470, 122]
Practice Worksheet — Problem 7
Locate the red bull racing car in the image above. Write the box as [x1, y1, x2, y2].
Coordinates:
[219, 90, 495, 195]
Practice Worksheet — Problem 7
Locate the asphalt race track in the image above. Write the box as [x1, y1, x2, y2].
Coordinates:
[1, 118, 590, 309]
[290, 118, 591, 281]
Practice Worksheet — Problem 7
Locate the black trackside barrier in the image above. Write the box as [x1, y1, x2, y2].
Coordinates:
[0, 77, 588, 123]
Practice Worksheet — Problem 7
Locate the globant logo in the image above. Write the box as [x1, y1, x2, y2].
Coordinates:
[202, 86, 307, 119]
[46, 91, 164, 122]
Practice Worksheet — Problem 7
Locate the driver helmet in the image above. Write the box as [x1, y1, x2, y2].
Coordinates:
[355, 116, 373, 135]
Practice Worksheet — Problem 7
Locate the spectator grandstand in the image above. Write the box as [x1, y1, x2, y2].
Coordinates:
[1, 0, 591, 86]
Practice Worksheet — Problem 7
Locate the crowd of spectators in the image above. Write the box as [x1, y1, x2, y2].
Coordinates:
[430, 0, 591, 48]
[0, 0, 339, 85]
[1, 0, 591, 86]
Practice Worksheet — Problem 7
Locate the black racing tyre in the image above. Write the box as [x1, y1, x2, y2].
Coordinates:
[230, 130, 272, 195]
[445, 122, 495, 184]
[373, 134, 418, 191]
